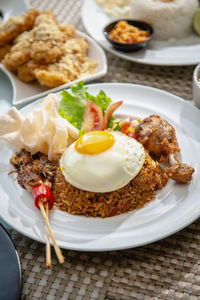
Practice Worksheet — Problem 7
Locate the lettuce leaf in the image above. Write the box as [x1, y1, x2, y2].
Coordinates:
[86, 90, 112, 114]
[58, 81, 86, 129]
[58, 81, 113, 130]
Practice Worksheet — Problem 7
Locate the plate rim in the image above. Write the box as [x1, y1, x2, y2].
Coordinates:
[81, 0, 200, 66]
[1, 82, 200, 251]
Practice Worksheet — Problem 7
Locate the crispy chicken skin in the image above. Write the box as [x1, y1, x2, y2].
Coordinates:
[2, 11, 76, 71]
[1, 9, 97, 87]
[135, 115, 194, 183]
[0, 8, 39, 48]
[0, 44, 11, 60]
[17, 38, 98, 87]
[135, 115, 180, 162]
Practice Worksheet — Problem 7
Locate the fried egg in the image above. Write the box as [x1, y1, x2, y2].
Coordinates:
[60, 131, 145, 193]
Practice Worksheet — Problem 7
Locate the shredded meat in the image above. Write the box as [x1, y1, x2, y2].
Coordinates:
[10, 149, 57, 191]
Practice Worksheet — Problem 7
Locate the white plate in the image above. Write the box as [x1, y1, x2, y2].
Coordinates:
[0, 1, 107, 106]
[82, 0, 200, 66]
[0, 83, 200, 251]
[0, 0, 31, 20]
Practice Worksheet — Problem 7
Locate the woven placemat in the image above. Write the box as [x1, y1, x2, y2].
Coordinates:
[7, 0, 200, 299]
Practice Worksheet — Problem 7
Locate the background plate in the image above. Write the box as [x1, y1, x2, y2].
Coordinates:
[0, 0, 31, 20]
[82, 0, 200, 66]
[0, 0, 107, 106]
[0, 83, 200, 251]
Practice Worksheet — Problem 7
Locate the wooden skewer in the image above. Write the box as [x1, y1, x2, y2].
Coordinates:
[39, 201, 65, 264]
[45, 203, 51, 268]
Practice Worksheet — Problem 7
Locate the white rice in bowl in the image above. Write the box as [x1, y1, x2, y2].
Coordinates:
[130, 0, 198, 41]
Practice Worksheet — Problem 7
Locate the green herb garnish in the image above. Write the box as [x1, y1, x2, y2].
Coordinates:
[58, 81, 113, 130]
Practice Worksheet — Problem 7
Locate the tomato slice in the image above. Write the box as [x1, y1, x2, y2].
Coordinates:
[102, 101, 123, 130]
[82, 100, 104, 132]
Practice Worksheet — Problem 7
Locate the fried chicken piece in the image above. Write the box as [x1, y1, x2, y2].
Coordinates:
[2, 31, 31, 71]
[1, 9, 97, 87]
[17, 38, 98, 87]
[0, 8, 39, 47]
[2, 11, 75, 71]
[166, 163, 194, 183]
[0, 44, 11, 61]
[135, 115, 194, 183]
[27, 11, 75, 63]
[17, 59, 36, 82]
[135, 115, 180, 162]
[34, 38, 98, 87]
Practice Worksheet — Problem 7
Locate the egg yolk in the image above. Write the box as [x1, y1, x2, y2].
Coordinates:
[75, 131, 115, 155]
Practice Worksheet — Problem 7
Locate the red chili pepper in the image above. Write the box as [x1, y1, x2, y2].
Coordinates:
[32, 184, 54, 210]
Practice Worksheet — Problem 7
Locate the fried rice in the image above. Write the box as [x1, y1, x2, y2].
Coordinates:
[52, 152, 168, 218]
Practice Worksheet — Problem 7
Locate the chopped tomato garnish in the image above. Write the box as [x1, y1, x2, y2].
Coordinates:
[121, 122, 137, 139]
[121, 122, 131, 134]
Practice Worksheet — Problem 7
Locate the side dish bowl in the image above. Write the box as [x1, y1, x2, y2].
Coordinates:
[103, 19, 154, 52]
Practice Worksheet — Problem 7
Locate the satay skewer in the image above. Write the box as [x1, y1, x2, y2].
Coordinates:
[45, 203, 51, 268]
[39, 201, 65, 264]
[32, 184, 65, 266]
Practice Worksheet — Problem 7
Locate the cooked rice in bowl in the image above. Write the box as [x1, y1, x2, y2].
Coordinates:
[53, 152, 168, 218]
[130, 0, 198, 41]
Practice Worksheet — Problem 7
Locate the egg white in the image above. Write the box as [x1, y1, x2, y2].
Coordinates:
[60, 131, 146, 193]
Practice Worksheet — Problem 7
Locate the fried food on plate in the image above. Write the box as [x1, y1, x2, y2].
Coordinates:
[0, 44, 11, 60]
[0, 93, 79, 161]
[1, 9, 97, 87]
[2, 11, 75, 71]
[166, 163, 194, 183]
[0, 8, 39, 47]
[135, 114, 194, 183]
[18, 38, 98, 87]
[136, 114, 180, 162]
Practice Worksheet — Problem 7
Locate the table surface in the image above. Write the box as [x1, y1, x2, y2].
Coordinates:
[1, 0, 200, 299]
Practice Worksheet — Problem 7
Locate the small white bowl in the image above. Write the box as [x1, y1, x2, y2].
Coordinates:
[193, 63, 200, 109]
